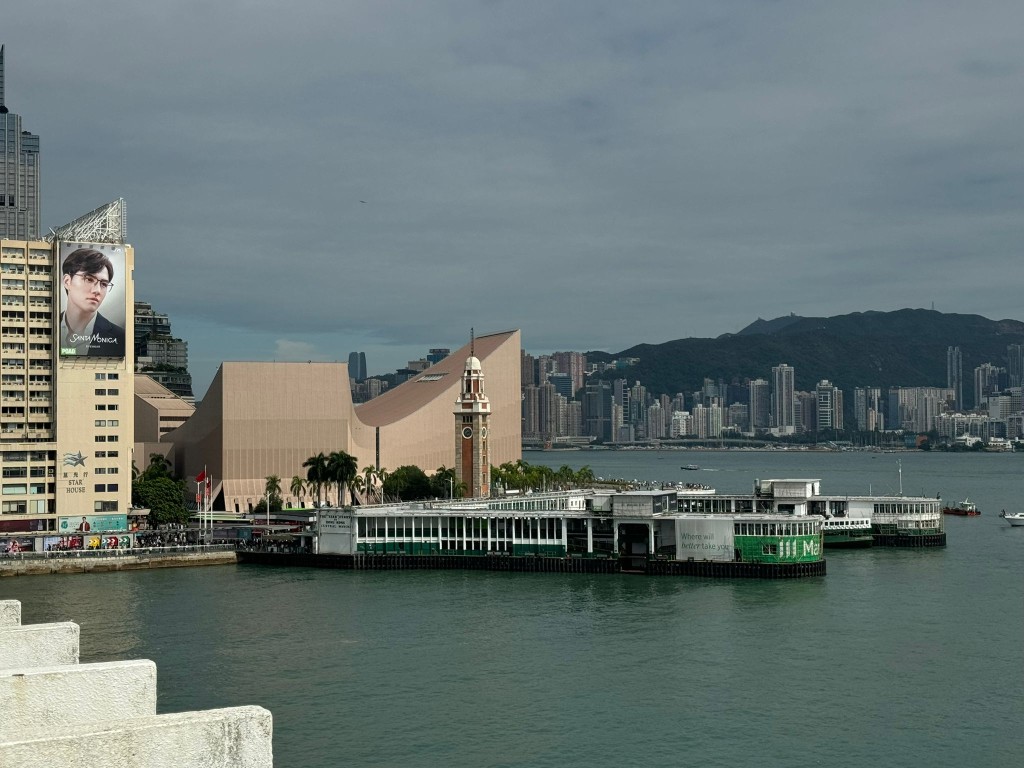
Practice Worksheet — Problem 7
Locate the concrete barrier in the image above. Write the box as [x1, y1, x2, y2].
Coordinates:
[0, 660, 157, 741]
[0, 600, 274, 766]
[0, 706, 273, 768]
[0, 622, 79, 669]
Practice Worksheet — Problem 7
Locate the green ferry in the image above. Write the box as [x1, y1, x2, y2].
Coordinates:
[675, 479, 946, 548]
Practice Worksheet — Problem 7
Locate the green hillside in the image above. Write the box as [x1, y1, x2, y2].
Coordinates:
[590, 309, 1024, 396]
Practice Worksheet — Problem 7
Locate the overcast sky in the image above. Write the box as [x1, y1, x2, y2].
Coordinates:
[6, 1, 1023, 397]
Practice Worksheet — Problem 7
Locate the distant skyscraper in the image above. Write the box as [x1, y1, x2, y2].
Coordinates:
[815, 380, 843, 432]
[134, 301, 193, 401]
[748, 378, 770, 431]
[552, 351, 587, 396]
[1007, 344, 1024, 388]
[427, 348, 450, 366]
[0, 46, 41, 240]
[973, 363, 1005, 410]
[947, 346, 963, 411]
[771, 364, 795, 434]
[347, 351, 367, 381]
[582, 380, 613, 442]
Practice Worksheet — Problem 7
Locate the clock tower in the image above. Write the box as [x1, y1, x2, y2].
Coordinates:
[454, 339, 491, 499]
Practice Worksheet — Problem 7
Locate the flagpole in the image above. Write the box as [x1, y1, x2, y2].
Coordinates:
[203, 465, 208, 534]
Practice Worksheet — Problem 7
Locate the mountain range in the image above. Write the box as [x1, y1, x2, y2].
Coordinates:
[588, 309, 1024, 396]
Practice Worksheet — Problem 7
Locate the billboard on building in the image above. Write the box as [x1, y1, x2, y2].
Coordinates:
[58, 241, 127, 358]
[57, 514, 129, 534]
[675, 517, 735, 562]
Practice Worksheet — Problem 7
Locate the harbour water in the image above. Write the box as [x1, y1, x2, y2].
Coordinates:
[3, 450, 1022, 767]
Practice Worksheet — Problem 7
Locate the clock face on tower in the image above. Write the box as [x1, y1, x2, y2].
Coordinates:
[462, 426, 473, 439]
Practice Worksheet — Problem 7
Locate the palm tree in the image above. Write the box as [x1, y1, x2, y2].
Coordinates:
[265, 474, 282, 497]
[327, 450, 358, 506]
[264, 475, 283, 512]
[350, 475, 365, 504]
[575, 465, 595, 487]
[290, 475, 306, 506]
[361, 465, 378, 503]
[302, 452, 329, 507]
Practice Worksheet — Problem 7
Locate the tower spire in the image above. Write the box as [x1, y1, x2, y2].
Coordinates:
[1, 45, 6, 108]
[470, 327, 475, 359]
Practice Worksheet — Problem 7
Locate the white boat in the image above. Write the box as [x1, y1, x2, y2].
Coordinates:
[999, 510, 1024, 527]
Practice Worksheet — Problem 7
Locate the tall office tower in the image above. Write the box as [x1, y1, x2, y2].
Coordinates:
[521, 385, 540, 439]
[854, 387, 883, 432]
[727, 402, 749, 432]
[645, 402, 665, 439]
[815, 380, 843, 432]
[582, 380, 613, 442]
[612, 379, 629, 430]
[520, 351, 535, 388]
[628, 381, 648, 426]
[947, 346, 963, 411]
[1, 199, 134, 542]
[973, 363, 1005, 409]
[426, 348, 449, 366]
[546, 372, 573, 399]
[1006, 344, 1024, 388]
[748, 378, 770, 431]
[134, 301, 193, 401]
[347, 351, 367, 382]
[771, 364, 795, 434]
[552, 351, 586, 396]
[795, 391, 815, 433]
[536, 381, 560, 442]
[0, 47, 41, 240]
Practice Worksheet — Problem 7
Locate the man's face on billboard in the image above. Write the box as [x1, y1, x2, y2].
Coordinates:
[63, 267, 112, 316]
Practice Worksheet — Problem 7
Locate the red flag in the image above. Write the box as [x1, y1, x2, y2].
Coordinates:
[195, 470, 207, 483]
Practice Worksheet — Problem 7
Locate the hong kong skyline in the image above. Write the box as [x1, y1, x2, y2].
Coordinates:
[5, 1, 1024, 397]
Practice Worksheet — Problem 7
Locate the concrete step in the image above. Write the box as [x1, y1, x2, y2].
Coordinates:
[0, 600, 274, 766]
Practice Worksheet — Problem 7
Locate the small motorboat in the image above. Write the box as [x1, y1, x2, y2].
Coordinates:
[681, 464, 700, 471]
[999, 510, 1024, 527]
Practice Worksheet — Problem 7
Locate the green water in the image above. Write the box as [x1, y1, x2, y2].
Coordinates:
[3, 451, 1022, 767]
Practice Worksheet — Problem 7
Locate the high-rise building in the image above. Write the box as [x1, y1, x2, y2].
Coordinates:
[347, 351, 367, 382]
[520, 351, 535, 388]
[947, 346, 963, 411]
[581, 380, 613, 442]
[1, 199, 135, 543]
[973, 363, 1005, 409]
[748, 378, 770, 431]
[854, 387, 883, 432]
[771, 364, 795, 434]
[426, 348, 449, 366]
[814, 380, 843, 432]
[134, 301, 193, 401]
[552, 351, 586, 397]
[0, 46, 41, 240]
[1006, 344, 1024, 388]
